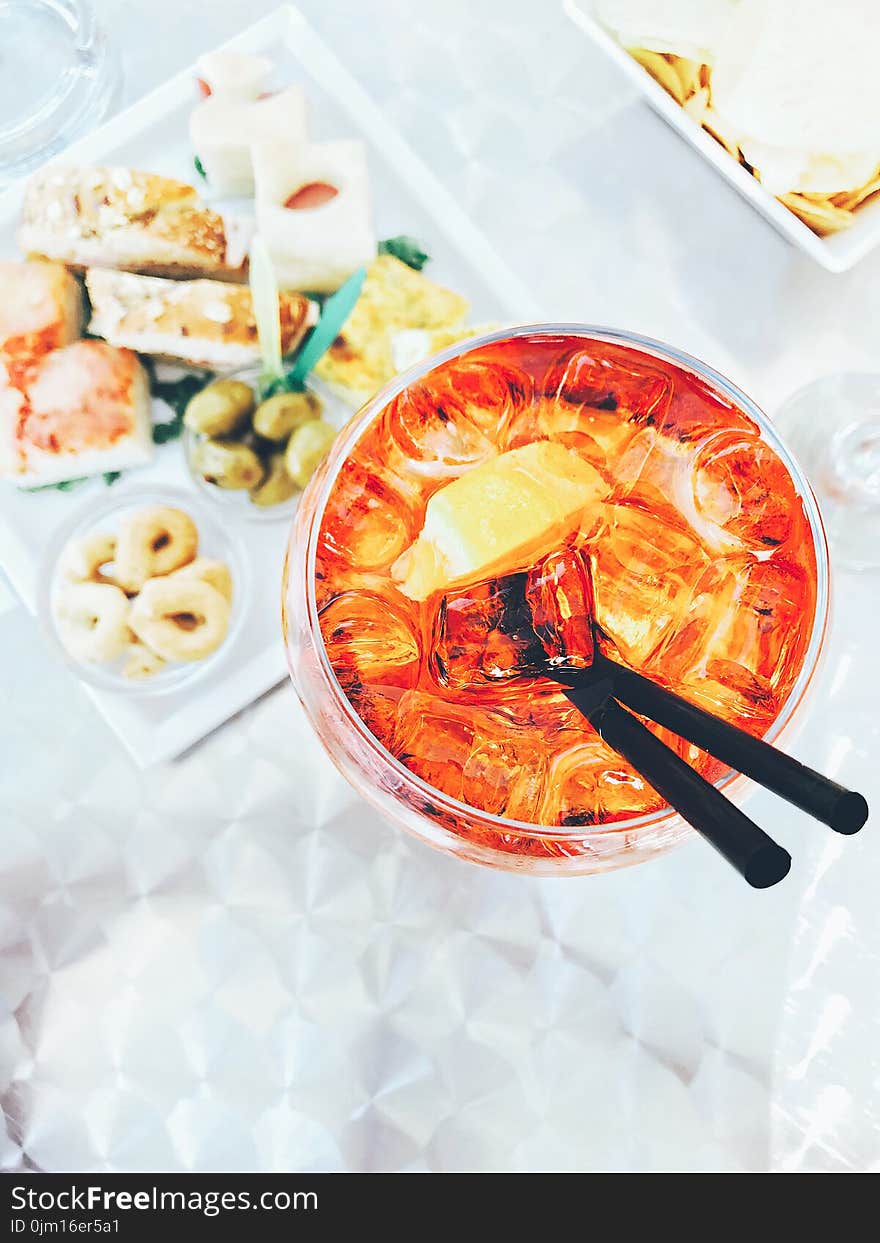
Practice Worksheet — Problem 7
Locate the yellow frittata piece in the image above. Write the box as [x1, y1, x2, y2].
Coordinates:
[314, 254, 469, 405]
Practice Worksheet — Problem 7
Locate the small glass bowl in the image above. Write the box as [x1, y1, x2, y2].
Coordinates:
[38, 484, 250, 697]
[0, 1, 122, 185]
[183, 368, 349, 525]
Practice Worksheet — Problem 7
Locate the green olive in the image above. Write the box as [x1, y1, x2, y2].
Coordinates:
[284, 419, 337, 489]
[252, 390, 323, 441]
[184, 379, 255, 437]
[193, 438, 265, 490]
[249, 453, 297, 508]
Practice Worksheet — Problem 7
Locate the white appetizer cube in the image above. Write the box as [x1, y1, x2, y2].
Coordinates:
[253, 140, 376, 292]
[190, 85, 307, 198]
[195, 51, 272, 101]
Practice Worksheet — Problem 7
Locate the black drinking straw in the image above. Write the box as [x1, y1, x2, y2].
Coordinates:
[584, 652, 869, 837]
[563, 686, 792, 889]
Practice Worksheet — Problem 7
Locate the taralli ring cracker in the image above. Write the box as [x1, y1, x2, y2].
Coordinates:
[55, 581, 131, 664]
[128, 576, 230, 663]
[115, 506, 199, 592]
[58, 532, 118, 586]
[166, 557, 234, 604]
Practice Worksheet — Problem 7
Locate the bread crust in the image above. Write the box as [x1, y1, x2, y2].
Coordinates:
[0, 259, 83, 382]
[86, 268, 314, 370]
[18, 165, 247, 281]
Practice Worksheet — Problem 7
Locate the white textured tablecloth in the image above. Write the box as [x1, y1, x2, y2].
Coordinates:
[1, 0, 878, 1172]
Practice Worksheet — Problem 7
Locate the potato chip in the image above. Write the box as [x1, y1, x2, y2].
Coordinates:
[683, 87, 710, 126]
[744, 145, 880, 198]
[596, 0, 735, 64]
[778, 193, 854, 236]
[712, 1, 880, 155]
[669, 56, 702, 100]
[831, 171, 880, 212]
[627, 48, 689, 105]
[701, 107, 741, 159]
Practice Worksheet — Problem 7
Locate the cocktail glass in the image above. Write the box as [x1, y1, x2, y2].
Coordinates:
[283, 326, 830, 876]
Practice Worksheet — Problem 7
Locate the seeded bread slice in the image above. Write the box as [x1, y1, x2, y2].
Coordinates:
[18, 165, 248, 281]
[86, 268, 316, 370]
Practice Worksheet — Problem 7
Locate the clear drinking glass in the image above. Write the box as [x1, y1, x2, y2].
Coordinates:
[283, 325, 830, 877]
[776, 372, 880, 571]
[0, 0, 121, 184]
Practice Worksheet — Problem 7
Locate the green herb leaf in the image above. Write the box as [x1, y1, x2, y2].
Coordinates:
[378, 235, 430, 271]
[301, 291, 329, 310]
[258, 373, 305, 400]
[194, 155, 207, 180]
[25, 477, 89, 494]
[258, 268, 366, 398]
[287, 268, 366, 387]
[152, 374, 206, 444]
[103, 471, 122, 486]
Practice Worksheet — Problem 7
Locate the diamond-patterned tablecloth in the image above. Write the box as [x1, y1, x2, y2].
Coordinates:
[2, 0, 879, 1172]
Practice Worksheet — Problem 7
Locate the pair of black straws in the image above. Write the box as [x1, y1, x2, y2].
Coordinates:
[550, 650, 868, 888]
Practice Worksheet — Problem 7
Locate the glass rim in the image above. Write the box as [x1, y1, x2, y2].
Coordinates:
[302, 322, 831, 841]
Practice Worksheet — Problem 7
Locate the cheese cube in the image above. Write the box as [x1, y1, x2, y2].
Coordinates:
[253, 139, 376, 292]
[190, 85, 307, 198]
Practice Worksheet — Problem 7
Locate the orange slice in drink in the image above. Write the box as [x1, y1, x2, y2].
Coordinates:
[391, 441, 607, 601]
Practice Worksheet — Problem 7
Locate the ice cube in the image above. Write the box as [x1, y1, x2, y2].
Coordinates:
[612, 427, 751, 556]
[718, 556, 811, 690]
[393, 691, 474, 795]
[383, 356, 533, 475]
[544, 343, 673, 426]
[313, 557, 391, 614]
[429, 548, 598, 691]
[504, 341, 670, 466]
[690, 430, 798, 549]
[653, 368, 756, 444]
[320, 590, 420, 692]
[318, 452, 421, 572]
[592, 501, 709, 668]
[429, 575, 545, 690]
[680, 658, 776, 727]
[646, 561, 738, 681]
[504, 397, 638, 483]
[540, 734, 662, 827]
[525, 548, 595, 669]
[347, 686, 402, 744]
[462, 736, 548, 823]
[651, 555, 811, 726]
[393, 690, 547, 822]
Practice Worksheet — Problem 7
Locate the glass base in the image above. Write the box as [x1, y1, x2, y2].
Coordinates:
[0, 0, 121, 185]
[776, 373, 880, 572]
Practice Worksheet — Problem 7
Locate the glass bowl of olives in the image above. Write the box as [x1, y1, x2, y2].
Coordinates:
[182, 370, 342, 523]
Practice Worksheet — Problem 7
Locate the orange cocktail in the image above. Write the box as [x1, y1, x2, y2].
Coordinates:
[284, 327, 828, 875]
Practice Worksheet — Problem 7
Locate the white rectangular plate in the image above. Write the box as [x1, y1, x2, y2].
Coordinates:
[0, 4, 540, 768]
[564, 0, 880, 273]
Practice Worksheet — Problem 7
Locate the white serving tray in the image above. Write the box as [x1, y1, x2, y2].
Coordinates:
[564, 0, 880, 273]
[0, 4, 541, 768]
